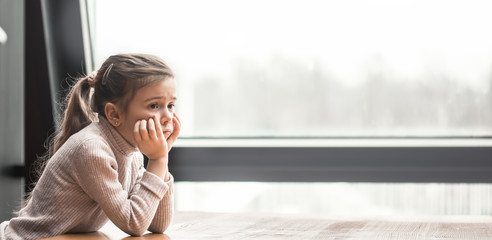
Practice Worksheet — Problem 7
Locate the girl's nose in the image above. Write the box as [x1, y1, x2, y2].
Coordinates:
[160, 109, 173, 125]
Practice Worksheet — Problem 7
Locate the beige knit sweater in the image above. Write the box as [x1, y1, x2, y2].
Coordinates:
[0, 118, 174, 240]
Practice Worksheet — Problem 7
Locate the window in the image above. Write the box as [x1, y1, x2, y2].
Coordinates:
[85, 0, 492, 215]
[87, 0, 492, 138]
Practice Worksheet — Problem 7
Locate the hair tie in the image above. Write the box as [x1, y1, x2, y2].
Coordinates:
[102, 63, 113, 85]
[87, 71, 97, 88]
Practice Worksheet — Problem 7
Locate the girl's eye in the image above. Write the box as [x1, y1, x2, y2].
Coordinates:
[168, 103, 175, 111]
[149, 103, 159, 109]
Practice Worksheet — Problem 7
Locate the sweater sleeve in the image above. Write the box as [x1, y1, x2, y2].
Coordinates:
[132, 160, 174, 233]
[73, 140, 169, 236]
[147, 173, 174, 233]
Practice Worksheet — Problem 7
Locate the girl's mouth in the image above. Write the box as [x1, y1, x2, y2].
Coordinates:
[163, 129, 172, 137]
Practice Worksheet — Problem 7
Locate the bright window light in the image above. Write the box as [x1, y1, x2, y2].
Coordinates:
[88, 0, 492, 138]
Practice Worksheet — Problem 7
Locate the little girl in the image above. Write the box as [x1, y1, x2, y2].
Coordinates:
[0, 53, 180, 239]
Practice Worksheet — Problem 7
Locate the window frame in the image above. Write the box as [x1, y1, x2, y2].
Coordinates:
[169, 138, 492, 183]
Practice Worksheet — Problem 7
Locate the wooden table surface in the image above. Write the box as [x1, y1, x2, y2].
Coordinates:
[44, 211, 492, 240]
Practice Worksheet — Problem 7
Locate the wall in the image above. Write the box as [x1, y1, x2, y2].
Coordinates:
[0, 0, 25, 221]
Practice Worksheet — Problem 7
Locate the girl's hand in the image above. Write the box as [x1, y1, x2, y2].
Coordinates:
[134, 115, 168, 160]
[166, 113, 181, 151]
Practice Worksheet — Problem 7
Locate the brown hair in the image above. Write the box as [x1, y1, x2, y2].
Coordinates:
[25, 53, 174, 207]
[54, 53, 174, 152]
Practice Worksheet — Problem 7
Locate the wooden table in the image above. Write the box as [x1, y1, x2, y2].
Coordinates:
[44, 211, 492, 239]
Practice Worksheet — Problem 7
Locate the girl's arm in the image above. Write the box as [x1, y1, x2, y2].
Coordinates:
[73, 141, 169, 236]
[147, 172, 174, 233]
[132, 160, 174, 233]
[135, 113, 181, 233]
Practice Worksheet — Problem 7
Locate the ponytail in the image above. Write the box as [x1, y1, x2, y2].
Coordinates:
[53, 76, 97, 153]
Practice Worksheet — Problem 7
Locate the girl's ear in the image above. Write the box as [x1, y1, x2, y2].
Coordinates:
[104, 102, 122, 127]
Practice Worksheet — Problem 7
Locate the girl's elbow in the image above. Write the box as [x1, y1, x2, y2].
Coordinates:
[125, 228, 147, 237]
[121, 223, 148, 236]
[147, 213, 173, 233]
[147, 222, 171, 233]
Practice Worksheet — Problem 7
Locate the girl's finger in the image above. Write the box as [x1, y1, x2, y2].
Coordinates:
[134, 120, 142, 143]
[148, 117, 157, 141]
[171, 113, 181, 137]
[154, 115, 164, 140]
[166, 116, 181, 150]
[139, 119, 149, 141]
[172, 116, 181, 137]
[174, 112, 181, 125]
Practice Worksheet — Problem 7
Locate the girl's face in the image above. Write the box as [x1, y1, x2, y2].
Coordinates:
[116, 78, 177, 147]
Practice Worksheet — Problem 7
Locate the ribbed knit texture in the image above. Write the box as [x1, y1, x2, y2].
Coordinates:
[0, 118, 173, 240]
